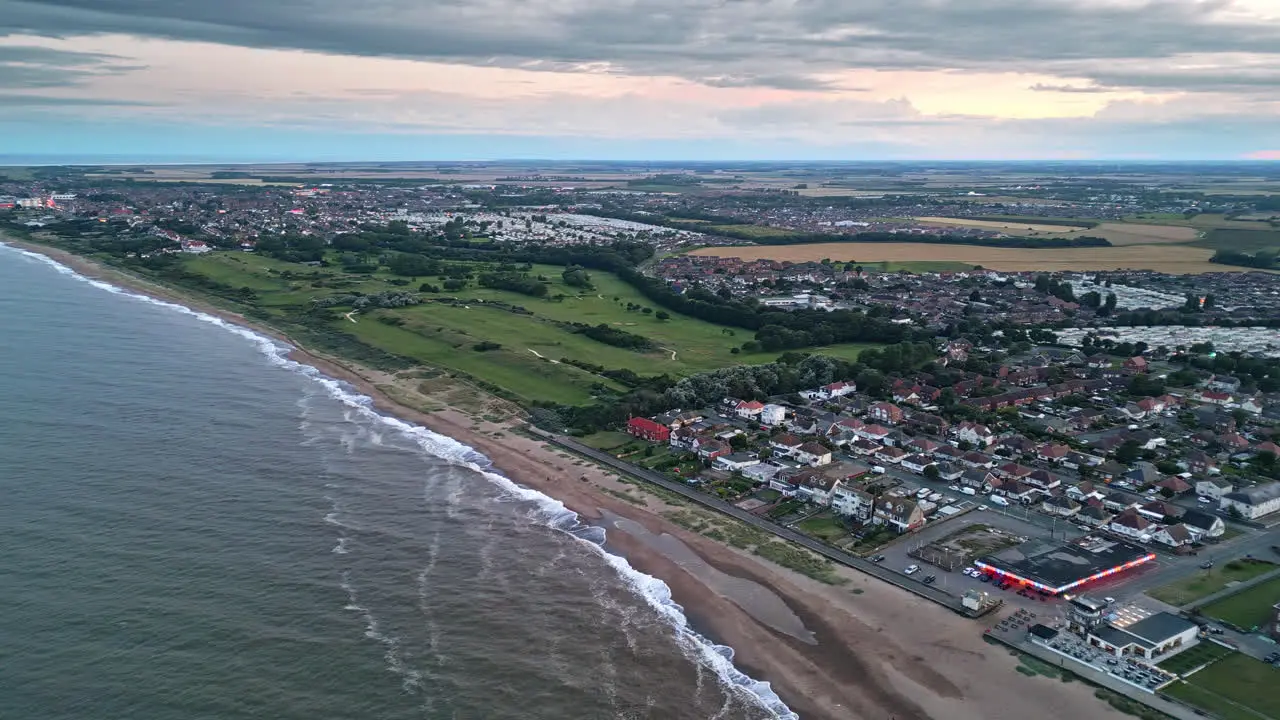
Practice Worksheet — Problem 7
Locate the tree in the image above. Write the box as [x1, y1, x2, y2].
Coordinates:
[1115, 440, 1141, 465]
[562, 265, 593, 289]
[729, 433, 749, 451]
[655, 310, 670, 321]
[923, 465, 941, 481]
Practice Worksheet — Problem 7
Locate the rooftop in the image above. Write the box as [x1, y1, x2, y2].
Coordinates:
[976, 535, 1154, 594]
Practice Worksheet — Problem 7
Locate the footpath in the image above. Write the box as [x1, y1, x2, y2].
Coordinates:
[533, 428, 969, 613]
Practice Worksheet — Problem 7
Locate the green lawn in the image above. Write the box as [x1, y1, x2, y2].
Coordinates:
[1201, 576, 1280, 630]
[579, 431, 636, 451]
[1164, 653, 1280, 720]
[176, 253, 882, 405]
[1149, 560, 1278, 606]
[1157, 642, 1232, 675]
[798, 512, 851, 543]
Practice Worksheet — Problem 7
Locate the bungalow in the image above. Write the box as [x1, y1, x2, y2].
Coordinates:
[1139, 500, 1183, 523]
[1196, 477, 1235, 500]
[1151, 524, 1194, 548]
[855, 424, 892, 443]
[742, 462, 782, 484]
[1240, 396, 1266, 415]
[1136, 396, 1165, 415]
[801, 380, 857, 401]
[1062, 451, 1104, 471]
[795, 442, 834, 467]
[1026, 469, 1061, 490]
[1096, 460, 1128, 482]
[954, 421, 996, 448]
[1157, 476, 1193, 496]
[875, 446, 908, 465]
[935, 462, 964, 482]
[1005, 482, 1043, 505]
[1078, 503, 1113, 527]
[1103, 491, 1141, 513]
[961, 468, 995, 490]
[907, 412, 950, 434]
[713, 452, 761, 472]
[1067, 481, 1104, 503]
[1109, 509, 1154, 542]
[1181, 509, 1226, 539]
[734, 400, 765, 419]
[961, 451, 995, 469]
[627, 417, 671, 443]
[868, 402, 905, 425]
[996, 462, 1034, 481]
[906, 437, 943, 456]
[1197, 389, 1234, 406]
[1220, 482, 1280, 520]
[1125, 462, 1163, 488]
[1042, 495, 1081, 517]
[830, 483, 875, 521]
[1038, 443, 1072, 463]
[1085, 354, 1111, 369]
[874, 498, 926, 533]
[770, 433, 804, 457]
[849, 438, 883, 456]
[901, 454, 935, 475]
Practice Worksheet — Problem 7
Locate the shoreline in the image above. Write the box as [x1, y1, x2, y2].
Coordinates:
[1, 237, 1133, 720]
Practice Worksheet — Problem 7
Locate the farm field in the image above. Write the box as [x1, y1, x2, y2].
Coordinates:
[1200, 576, 1280, 631]
[1198, 228, 1280, 253]
[1147, 559, 1278, 606]
[914, 216, 1090, 234]
[178, 253, 881, 405]
[687, 242, 1235, 273]
[1163, 653, 1280, 720]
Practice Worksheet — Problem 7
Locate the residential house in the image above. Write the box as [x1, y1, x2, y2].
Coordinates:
[1042, 495, 1082, 517]
[1220, 482, 1280, 520]
[1026, 468, 1062, 490]
[961, 468, 995, 490]
[1062, 451, 1104, 471]
[1206, 375, 1241, 393]
[1067, 481, 1104, 503]
[875, 446, 908, 465]
[996, 462, 1035, 481]
[906, 437, 942, 456]
[800, 381, 857, 402]
[795, 472, 839, 506]
[1196, 477, 1235, 500]
[855, 424, 892, 444]
[627, 417, 671, 443]
[1078, 503, 1114, 527]
[901, 454, 935, 474]
[868, 402, 905, 425]
[734, 400, 765, 419]
[713, 453, 760, 472]
[1038, 443, 1071, 464]
[874, 498, 926, 533]
[1256, 441, 1280, 458]
[954, 421, 996, 448]
[1126, 462, 1164, 488]
[830, 483, 875, 521]
[1184, 450, 1218, 475]
[794, 442, 833, 467]
[759, 404, 787, 426]
[1103, 492, 1141, 513]
[1157, 476, 1193, 496]
[694, 438, 731, 460]
[961, 451, 995, 469]
[742, 462, 782, 485]
[1095, 460, 1128, 482]
[1197, 389, 1234, 406]
[1139, 500, 1183, 523]
[669, 426, 699, 450]
[1181, 509, 1226, 539]
[1124, 356, 1149, 373]
[1109, 509, 1154, 542]
[935, 462, 964, 482]
[1152, 524, 1194, 548]
[770, 433, 804, 457]
[849, 438, 883, 456]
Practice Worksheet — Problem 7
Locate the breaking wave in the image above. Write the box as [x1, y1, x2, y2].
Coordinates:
[0, 242, 799, 720]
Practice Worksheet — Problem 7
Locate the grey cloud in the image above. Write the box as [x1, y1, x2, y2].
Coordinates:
[0, 43, 141, 88]
[1029, 83, 1112, 93]
[2, 0, 1280, 93]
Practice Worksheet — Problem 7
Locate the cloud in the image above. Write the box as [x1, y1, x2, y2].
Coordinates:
[3, 0, 1279, 93]
[0, 43, 142, 88]
[1029, 83, 1111, 93]
[0, 92, 160, 106]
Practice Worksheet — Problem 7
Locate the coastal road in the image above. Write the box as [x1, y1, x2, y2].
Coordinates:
[538, 431, 972, 614]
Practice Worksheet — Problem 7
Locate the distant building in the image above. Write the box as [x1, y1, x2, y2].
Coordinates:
[627, 417, 670, 443]
[1220, 482, 1280, 520]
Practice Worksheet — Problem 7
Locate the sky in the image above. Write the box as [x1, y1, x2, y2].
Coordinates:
[1, 0, 1279, 161]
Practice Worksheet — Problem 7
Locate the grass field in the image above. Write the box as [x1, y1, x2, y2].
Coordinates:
[179, 253, 880, 405]
[688, 242, 1236, 273]
[1199, 228, 1280, 253]
[1157, 642, 1233, 676]
[1164, 653, 1280, 720]
[1148, 560, 1278, 606]
[797, 512, 850, 543]
[1200, 576, 1280, 630]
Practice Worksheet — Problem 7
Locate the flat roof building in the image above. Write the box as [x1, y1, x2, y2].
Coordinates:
[974, 535, 1154, 595]
[1086, 612, 1198, 660]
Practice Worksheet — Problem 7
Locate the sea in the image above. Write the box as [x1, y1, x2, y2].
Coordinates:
[0, 244, 791, 720]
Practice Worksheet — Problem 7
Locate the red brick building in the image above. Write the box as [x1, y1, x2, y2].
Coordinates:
[627, 417, 671, 442]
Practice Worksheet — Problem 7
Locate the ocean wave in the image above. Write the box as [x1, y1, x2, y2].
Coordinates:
[1, 242, 799, 720]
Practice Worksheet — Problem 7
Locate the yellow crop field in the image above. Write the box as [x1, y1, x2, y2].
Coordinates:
[1089, 222, 1200, 245]
[689, 242, 1243, 274]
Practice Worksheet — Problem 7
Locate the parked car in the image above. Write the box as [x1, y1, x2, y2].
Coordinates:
[904, 564, 920, 575]
[1198, 496, 1213, 504]
[923, 575, 936, 585]
[1200, 560, 1215, 569]
[871, 554, 886, 563]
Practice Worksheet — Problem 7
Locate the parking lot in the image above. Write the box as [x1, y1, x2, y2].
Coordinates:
[874, 510, 1079, 608]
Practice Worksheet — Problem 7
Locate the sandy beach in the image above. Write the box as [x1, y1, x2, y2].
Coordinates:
[3, 237, 1129, 720]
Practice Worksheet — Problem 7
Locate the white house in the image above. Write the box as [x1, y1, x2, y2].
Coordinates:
[794, 442, 833, 467]
[1152, 524, 1194, 548]
[1196, 477, 1235, 500]
[1220, 482, 1280, 520]
[900, 454, 935, 475]
[954, 422, 996, 448]
[830, 482, 874, 521]
[734, 400, 765, 419]
[801, 381, 856, 401]
[759, 404, 787, 426]
[1108, 510, 1154, 542]
[713, 453, 760, 472]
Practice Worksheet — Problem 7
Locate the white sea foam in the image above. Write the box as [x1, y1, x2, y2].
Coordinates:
[0, 242, 800, 720]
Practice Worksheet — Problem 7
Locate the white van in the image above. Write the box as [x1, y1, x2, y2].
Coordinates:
[989, 495, 1010, 507]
